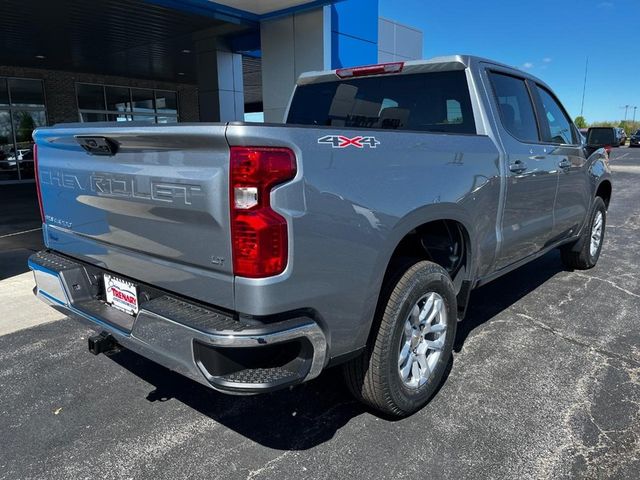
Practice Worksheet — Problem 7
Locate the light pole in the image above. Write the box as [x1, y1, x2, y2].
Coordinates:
[580, 57, 588, 117]
[621, 104, 630, 121]
[633, 106, 638, 123]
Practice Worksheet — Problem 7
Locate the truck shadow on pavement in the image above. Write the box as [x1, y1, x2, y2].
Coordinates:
[109, 349, 363, 450]
[107, 249, 565, 450]
[455, 249, 565, 351]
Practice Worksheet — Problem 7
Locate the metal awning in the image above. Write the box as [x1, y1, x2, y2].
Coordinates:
[143, 0, 337, 22]
[0, 0, 257, 82]
[210, 0, 329, 17]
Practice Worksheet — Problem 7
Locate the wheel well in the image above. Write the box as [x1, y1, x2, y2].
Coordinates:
[383, 220, 470, 293]
[596, 181, 612, 208]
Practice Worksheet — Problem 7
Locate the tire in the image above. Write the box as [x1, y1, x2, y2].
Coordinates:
[343, 260, 457, 417]
[560, 197, 606, 270]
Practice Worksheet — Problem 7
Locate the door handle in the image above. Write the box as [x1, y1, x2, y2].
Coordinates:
[509, 160, 527, 173]
[558, 158, 571, 169]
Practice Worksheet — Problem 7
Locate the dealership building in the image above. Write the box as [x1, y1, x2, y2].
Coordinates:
[0, 0, 422, 183]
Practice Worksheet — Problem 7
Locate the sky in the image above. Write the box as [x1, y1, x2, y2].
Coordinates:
[379, 0, 640, 123]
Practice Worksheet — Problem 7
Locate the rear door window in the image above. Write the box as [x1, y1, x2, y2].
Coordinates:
[535, 85, 577, 145]
[287, 70, 476, 134]
[489, 72, 540, 143]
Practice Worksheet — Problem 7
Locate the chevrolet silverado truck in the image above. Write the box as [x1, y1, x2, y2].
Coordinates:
[29, 56, 612, 416]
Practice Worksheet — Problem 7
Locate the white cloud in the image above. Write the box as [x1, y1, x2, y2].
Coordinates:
[598, 1, 614, 7]
[523, 62, 534, 69]
[543, 57, 552, 63]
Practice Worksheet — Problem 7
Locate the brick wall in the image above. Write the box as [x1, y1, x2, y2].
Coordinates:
[0, 65, 200, 124]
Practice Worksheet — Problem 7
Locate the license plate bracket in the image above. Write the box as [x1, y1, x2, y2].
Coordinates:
[103, 274, 139, 316]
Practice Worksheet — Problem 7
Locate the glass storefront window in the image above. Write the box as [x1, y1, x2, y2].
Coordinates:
[77, 84, 106, 110]
[0, 110, 18, 182]
[77, 84, 177, 124]
[132, 115, 156, 123]
[8, 79, 45, 108]
[132, 88, 155, 113]
[156, 91, 177, 115]
[106, 86, 131, 112]
[12, 110, 46, 180]
[108, 114, 132, 122]
[156, 116, 176, 124]
[0, 77, 47, 182]
[80, 112, 107, 122]
[0, 79, 9, 107]
[13, 111, 46, 145]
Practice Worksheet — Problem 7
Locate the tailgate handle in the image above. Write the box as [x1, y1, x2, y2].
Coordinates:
[75, 136, 119, 156]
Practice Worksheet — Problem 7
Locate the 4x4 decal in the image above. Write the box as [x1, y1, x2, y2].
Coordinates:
[318, 135, 380, 149]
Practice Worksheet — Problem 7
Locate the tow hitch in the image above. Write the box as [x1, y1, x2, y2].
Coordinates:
[88, 331, 117, 355]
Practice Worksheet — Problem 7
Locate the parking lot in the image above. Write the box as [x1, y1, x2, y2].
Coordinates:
[1, 148, 639, 480]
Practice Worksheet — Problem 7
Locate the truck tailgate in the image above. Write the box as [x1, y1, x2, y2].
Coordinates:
[33, 123, 234, 309]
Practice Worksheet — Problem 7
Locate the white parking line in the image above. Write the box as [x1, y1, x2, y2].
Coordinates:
[611, 165, 640, 174]
[0, 227, 42, 239]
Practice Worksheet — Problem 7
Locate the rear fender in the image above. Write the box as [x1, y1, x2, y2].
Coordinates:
[356, 203, 477, 346]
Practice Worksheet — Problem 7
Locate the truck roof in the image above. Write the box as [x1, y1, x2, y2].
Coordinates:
[297, 54, 550, 89]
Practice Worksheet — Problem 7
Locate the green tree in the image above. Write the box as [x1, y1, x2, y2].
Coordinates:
[618, 120, 640, 136]
[574, 116, 587, 128]
[16, 112, 36, 143]
[589, 120, 640, 135]
[591, 121, 617, 128]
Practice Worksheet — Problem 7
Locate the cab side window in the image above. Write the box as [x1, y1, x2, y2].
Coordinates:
[489, 72, 540, 143]
[536, 86, 576, 145]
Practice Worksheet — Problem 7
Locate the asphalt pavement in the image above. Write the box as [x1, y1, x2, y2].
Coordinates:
[0, 183, 43, 280]
[1, 149, 639, 479]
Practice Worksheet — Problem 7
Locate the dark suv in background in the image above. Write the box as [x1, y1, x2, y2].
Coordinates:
[587, 127, 618, 154]
[630, 129, 640, 148]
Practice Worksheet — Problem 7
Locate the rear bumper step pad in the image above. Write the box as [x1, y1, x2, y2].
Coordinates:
[28, 250, 327, 394]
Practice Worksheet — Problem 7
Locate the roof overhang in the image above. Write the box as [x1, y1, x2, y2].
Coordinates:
[0, 0, 340, 84]
[144, 0, 339, 24]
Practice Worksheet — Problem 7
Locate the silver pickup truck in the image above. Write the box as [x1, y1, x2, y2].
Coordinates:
[29, 55, 611, 416]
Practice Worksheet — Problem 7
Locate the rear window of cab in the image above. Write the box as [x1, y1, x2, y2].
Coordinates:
[286, 70, 476, 135]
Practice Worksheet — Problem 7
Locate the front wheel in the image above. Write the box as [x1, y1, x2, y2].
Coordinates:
[560, 197, 607, 270]
[343, 260, 457, 417]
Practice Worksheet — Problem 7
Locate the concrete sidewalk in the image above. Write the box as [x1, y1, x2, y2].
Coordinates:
[0, 182, 56, 333]
[0, 271, 66, 336]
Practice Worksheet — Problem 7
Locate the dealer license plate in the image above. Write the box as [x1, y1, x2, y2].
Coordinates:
[104, 274, 139, 316]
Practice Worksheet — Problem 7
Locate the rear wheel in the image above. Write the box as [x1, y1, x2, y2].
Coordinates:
[560, 197, 606, 270]
[343, 260, 457, 417]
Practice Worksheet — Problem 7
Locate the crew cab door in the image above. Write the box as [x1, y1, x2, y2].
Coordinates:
[531, 84, 590, 241]
[487, 71, 558, 269]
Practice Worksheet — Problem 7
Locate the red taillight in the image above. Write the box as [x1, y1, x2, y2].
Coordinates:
[604, 145, 612, 154]
[230, 147, 296, 278]
[336, 61, 404, 78]
[33, 144, 45, 223]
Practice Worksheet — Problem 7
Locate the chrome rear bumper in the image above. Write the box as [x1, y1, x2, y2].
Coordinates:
[28, 251, 327, 394]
